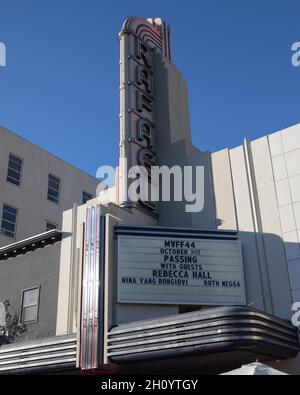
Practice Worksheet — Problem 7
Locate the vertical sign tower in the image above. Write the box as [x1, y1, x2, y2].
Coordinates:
[118, 17, 171, 212]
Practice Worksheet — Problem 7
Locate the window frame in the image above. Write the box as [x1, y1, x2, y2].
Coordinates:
[47, 173, 61, 205]
[6, 153, 23, 187]
[45, 220, 58, 232]
[20, 286, 41, 325]
[1, 203, 18, 239]
[82, 190, 93, 205]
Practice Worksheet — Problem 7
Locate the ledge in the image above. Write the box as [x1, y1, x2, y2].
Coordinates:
[0, 230, 62, 261]
[114, 225, 238, 240]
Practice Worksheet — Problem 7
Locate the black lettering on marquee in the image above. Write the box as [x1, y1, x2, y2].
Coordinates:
[140, 278, 157, 285]
[158, 278, 188, 286]
[164, 240, 196, 249]
[203, 280, 220, 287]
[192, 271, 212, 280]
[122, 277, 137, 285]
[122, 239, 242, 296]
[222, 280, 241, 288]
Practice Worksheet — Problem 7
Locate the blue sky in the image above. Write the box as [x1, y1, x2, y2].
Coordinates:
[0, 0, 299, 177]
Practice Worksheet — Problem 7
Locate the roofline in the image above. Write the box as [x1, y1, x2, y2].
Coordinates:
[0, 124, 99, 183]
[212, 122, 300, 155]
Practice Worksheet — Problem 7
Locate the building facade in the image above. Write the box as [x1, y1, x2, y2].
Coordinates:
[0, 17, 299, 375]
[212, 124, 300, 308]
[0, 126, 99, 247]
[0, 231, 62, 344]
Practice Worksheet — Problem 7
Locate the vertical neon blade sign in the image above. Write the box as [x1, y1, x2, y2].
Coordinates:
[118, 17, 171, 211]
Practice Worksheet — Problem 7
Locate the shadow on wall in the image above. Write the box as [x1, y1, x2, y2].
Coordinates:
[233, 230, 300, 322]
[0, 241, 61, 347]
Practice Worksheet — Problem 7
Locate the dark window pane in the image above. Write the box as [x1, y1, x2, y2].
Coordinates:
[2, 211, 16, 223]
[7, 168, 20, 180]
[2, 230, 14, 238]
[7, 155, 22, 186]
[8, 160, 22, 172]
[1, 205, 17, 238]
[6, 177, 20, 186]
[3, 205, 17, 215]
[9, 155, 22, 166]
[48, 195, 58, 203]
[47, 174, 60, 203]
[48, 179, 60, 190]
[46, 222, 57, 232]
[48, 188, 59, 198]
[82, 191, 93, 204]
[49, 175, 60, 185]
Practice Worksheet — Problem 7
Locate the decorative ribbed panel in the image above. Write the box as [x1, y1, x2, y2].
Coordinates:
[107, 306, 299, 363]
[0, 335, 76, 374]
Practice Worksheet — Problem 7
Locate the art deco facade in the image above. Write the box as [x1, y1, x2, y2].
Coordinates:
[0, 17, 299, 375]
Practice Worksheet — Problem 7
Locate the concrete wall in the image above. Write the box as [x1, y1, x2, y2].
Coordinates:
[211, 125, 300, 320]
[0, 126, 99, 247]
[154, 54, 216, 229]
[268, 124, 300, 304]
[0, 243, 61, 343]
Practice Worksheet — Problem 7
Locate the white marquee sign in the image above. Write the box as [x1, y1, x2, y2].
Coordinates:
[118, 236, 246, 306]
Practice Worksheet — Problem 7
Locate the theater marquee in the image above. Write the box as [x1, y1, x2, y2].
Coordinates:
[118, 236, 246, 306]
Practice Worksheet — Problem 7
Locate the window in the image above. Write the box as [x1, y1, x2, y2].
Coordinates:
[1, 204, 18, 238]
[7, 154, 23, 186]
[20, 287, 40, 324]
[47, 174, 60, 204]
[46, 221, 57, 232]
[82, 191, 93, 205]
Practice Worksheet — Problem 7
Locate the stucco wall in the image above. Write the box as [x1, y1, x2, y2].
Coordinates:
[0, 126, 99, 247]
[268, 124, 300, 304]
[211, 125, 300, 320]
[0, 242, 61, 343]
[154, 54, 216, 229]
